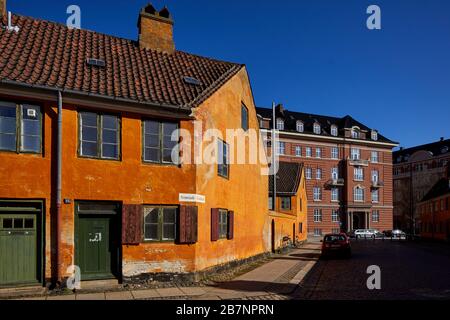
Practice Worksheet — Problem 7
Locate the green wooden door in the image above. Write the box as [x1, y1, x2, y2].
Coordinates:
[0, 214, 38, 286]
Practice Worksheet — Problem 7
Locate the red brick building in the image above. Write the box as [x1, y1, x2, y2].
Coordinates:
[257, 105, 398, 237]
[393, 138, 450, 234]
[418, 175, 450, 241]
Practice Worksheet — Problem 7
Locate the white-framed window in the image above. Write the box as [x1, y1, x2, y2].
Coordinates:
[313, 209, 322, 222]
[331, 167, 339, 180]
[306, 147, 312, 157]
[276, 118, 284, 130]
[351, 128, 360, 139]
[354, 186, 365, 202]
[354, 167, 364, 181]
[331, 147, 339, 159]
[313, 187, 322, 201]
[331, 209, 340, 222]
[371, 151, 379, 163]
[372, 210, 380, 222]
[313, 123, 321, 135]
[331, 188, 339, 202]
[316, 168, 322, 180]
[331, 125, 338, 137]
[314, 228, 322, 236]
[316, 148, 322, 158]
[296, 121, 304, 132]
[351, 148, 361, 160]
[295, 146, 302, 157]
[372, 189, 379, 203]
[305, 167, 312, 180]
[371, 130, 378, 141]
[278, 141, 286, 155]
[268, 196, 274, 211]
[371, 170, 379, 183]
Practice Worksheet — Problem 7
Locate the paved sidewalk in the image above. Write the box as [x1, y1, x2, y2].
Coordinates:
[16, 242, 321, 301]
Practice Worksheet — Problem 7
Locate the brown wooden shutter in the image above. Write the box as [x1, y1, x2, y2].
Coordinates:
[122, 204, 143, 245]
[211, 208, 220, 241]
[179, 205, 198, 244]
[227, 211, 234, 240]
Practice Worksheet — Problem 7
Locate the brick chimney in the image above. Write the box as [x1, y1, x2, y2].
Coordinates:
[1, 0, 6, 18]
[138, 4, 175, 54]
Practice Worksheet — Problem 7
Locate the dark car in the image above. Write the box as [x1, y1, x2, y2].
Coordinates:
[321, 233, 352, 258]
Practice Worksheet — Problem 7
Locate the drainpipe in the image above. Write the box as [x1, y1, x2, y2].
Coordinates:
[272, 102, 277, 211]
[56, 91, 63, 284]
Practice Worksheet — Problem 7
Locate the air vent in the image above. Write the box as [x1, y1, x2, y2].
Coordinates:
[86, 58, 106, 68]
[183, 76, 201, 86]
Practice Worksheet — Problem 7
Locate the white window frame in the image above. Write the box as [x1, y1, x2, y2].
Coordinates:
[372, 210, 380, 222]
[316, 148, 322, 158]
[305, 167, 312, 180]
[313, 209, 322, 223]
[354, 186, 365, 202]
[351, 148, 361, 160]
[372, 189, 379, 203]
[313, 187, 322, 201]
[276, 118, 284, 130]
[351, 128, 360, 139]
[331, 125, 338, 137]
[295, 146, 302, 157]
[371, 151, 379, 163]
[316, 168, 322, 180]
[371, 170, 379, 183]
[331, 209, 340, 222]
[296, 121, 304, 133]
[331, 147, 339, 159]
[278, 141, 285, 155]
[313, 123, 321, 135]
[354, 167, 364, 181]
[371, 131, 378, 141]
[331, 167, 339, 180]
[306, 147, 312, 158]
[331, 188, 339, 202]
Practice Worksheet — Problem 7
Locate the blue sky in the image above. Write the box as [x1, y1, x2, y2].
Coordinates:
[8, 0, 450, 148]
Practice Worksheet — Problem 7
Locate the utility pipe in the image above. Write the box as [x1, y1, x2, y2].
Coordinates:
[56, 90, 63, 284]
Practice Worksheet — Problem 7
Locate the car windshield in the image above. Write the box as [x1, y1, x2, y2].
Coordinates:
[324, 235, 345, 242]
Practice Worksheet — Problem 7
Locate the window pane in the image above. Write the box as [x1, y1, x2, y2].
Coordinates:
[163, 135, 177, 149]
[82, 127, 98, 142]
[163, 208, 176, 223]
[102, 129, 117, 144]
[163, 122, 178, 136]
[102, 144, 118, 159]
[3, 218, 13, 229]
[145, 134, 159, 148]
[163, 149, 174, 163]
[81, 112, 97, 127]
[0, 134, 16, 151]
[144, 224, 158, 240]
[14, 219, 23, 229]
[24, 219, 34, 229]
[0, 117, 16, 134]
[22, 119, 40, 136]
[144, 148, 160, 162]
[0, 104, 16, 118]
[144, 121, 159, 135]
[21, 135, 40, 152]
[102, 115, 117, 130]
[81, 141, 98, 157]
[144, 208, 159, 223]
[162, 224, 175, 240]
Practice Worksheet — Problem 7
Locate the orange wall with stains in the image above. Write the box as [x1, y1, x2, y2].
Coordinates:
[0, 67, 271, 282]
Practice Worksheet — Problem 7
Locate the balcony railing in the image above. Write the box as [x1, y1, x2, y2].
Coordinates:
[348, 158, 370, 167]
[371, 180, 385, 188]
[326, 178, 345, 187]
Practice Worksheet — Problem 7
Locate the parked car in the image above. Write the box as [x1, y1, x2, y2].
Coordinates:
[384, 230, 407, 239]
[321, 233, 352, 258]
[354, 229, 380, 239]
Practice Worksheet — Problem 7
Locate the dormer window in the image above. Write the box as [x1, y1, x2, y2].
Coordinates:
[313, 123, 321, 135]
[331, 125, 338, 137]
[276, 118, 284, 131]
[371, 130, 378, 141]
[351, 128, 360, 139]
[296, 121, 304, 133]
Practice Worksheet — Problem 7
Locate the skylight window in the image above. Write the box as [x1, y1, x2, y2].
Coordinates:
[183, 76, 202, 86]
[86, 58, 106, 67]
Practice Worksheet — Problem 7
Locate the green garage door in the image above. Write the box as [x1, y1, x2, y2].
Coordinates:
[0, 214, 38, 286]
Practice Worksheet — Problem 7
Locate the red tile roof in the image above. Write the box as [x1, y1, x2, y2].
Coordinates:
[0, 14, 243, 109]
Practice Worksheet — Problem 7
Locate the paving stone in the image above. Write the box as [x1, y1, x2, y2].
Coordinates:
[131, 289, 161, 299]
[156, 287, 185, 297]
[76, 292, 106, 300]
[105, 291, 133, 300]
[179, 287, 207, 296]
[47, 294, 76, 300]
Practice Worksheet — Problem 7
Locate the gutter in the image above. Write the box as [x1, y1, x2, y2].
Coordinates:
[56, 91, 63, 284]
[0, 79, 193, 115]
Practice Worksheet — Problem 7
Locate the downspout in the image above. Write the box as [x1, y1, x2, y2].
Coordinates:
[56, 90, 63, 284]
